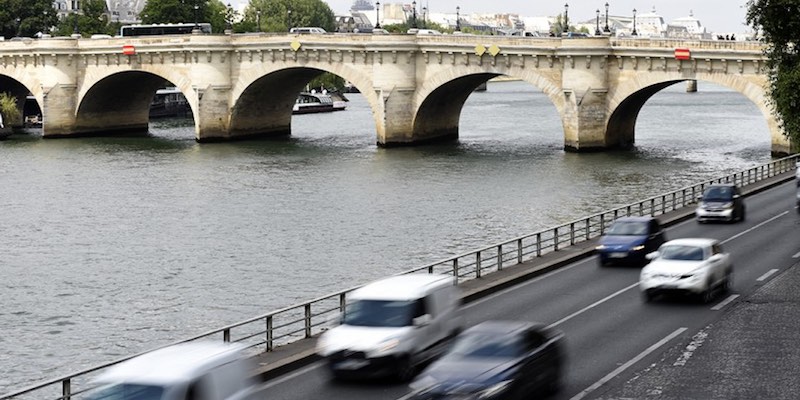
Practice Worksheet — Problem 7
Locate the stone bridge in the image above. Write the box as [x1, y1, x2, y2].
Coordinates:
[0, 34, 791, 155]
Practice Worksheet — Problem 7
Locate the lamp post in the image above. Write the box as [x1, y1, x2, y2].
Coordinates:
[411, 1, 417, 29]
[604, 2, 610, 33]
[72, 0, 79, 35]
[15, 17, 21, 37]
[225, 3, 232, 33]
[375, 1, 380, 29]
[43, 10, 49, 36]
[456, 6, 461, 31]
[631, 8, 637, 36]
[193, 1, 199, 31]
[595, 9, 601, 35]
[422, 6, 427, 27]
[256, 9, 261, 32]
[563, 3, 569, 34]
[287, 8, 292, 31]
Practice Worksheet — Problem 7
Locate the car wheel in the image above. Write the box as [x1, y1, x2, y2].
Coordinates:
[544, 366, 561, 395]
[740, 208, 746, 222]
[396, 355, 416, 382]
[599, 258, 610, 267]
[722, 271, 733, 293]
[643, 291, 654, 303]
[701, 284, 715, 303]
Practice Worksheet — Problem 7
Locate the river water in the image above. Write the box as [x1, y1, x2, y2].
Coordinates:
[0, 80, 771, 392]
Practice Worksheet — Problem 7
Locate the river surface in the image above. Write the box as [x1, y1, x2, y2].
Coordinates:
[0, 80, 772, 392]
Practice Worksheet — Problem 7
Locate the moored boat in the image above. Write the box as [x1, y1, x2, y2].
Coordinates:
[293, 92, 347, 114]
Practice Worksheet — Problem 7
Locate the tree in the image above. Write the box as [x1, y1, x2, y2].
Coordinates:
[53, 0, 118, 37]
[140, 0, 229, 33]
[747, 0, 800, 145]
[0, 92, 21, 129]
[240, 0, 335, 33]
[0, 0, 58, 38]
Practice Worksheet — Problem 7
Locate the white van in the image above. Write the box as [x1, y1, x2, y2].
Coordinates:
[316, 274, 462, 380]
[289, 27, 326, 34]
[85, 342, 259, 400]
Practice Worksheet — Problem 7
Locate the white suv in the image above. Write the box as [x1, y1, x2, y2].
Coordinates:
[316, 274, 463, 381]
[85, 342, 259, 400]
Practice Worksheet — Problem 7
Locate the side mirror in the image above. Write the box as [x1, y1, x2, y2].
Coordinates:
[412, 314, 432, 327]
[645, 251, 659, 260]
[696, 195, 704, 201]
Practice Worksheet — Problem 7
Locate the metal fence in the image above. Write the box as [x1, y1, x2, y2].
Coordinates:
[2, 154, 797, 400]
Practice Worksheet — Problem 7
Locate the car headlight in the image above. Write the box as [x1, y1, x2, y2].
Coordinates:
[478, 380, 512, 399]
[631, 245, 645, 251]
[595, 245, 606, 250]
[722, 202, 733, 209]
[375, 338, 400, 354]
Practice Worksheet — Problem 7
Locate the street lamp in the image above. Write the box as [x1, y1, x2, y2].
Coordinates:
[256, 9, 261, 32]
[595, 9, 601, 35]
[631, 8, 637, 36]
[422, 6, 427, 27]
[604, 2, 610, 33]
[563, 3, 569, 34]
[225, 3, 232, 32]
[287, 8, 292, 31]
[411, 1, 417, 29]
[375, 1, 381, 29]
[15, 17, 20, 37]
[456, 6, 461, 31]
[193, 1, 199, 31]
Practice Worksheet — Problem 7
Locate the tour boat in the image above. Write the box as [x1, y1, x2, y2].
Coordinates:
[292, 92, 347, 114]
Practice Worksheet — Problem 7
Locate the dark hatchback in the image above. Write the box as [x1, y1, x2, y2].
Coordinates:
[596, 216, 666, 266]
[408, 321, 563, 400]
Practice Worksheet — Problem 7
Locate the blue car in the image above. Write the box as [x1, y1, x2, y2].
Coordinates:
[596, 216, 666, 266]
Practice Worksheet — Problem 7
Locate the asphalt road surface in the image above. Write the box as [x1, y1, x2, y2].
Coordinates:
[250, 180, 800, 400]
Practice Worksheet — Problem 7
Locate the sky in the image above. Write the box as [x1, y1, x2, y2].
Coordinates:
[306, 0, 754, 34]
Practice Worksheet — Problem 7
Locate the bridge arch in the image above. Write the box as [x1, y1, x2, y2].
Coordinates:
[0, 73, 42, 128]
[413, 65, 565, 144]
[607, 72, 787, 154]
[229, 62, 378, 139]
[74, 69, 195, 136]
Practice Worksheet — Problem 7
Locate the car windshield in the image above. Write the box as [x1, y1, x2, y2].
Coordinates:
[659, 245, 705, 261]
[343, 300, 416, 327]
[703, 187, 733, 202]
[86, 384, 164, 400]
[444, 332, 525, 359]
[606, 221, 648, 236]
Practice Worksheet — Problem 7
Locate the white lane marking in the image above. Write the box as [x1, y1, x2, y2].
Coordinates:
[395, 390, 419, 400]
[720, 211, 788, 244]
[757, 269, 780, 281]
[569, 327, 688, 400]
[258, 361, 324, 390]
[464, 261, 584, 309]
[711, 294, 740, 311]
[547, 282, 639, 329]
[793, 251, 800, 259]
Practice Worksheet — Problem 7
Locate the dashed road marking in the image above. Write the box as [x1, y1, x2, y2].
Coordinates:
[569, 327, 688, 400]
[711, 294, 739, 311]
[720, 211, 788, 245]
[757, 269, 780, 281]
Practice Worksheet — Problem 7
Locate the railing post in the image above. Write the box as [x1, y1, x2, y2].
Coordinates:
[536, 233, 542, 257]
[339, 293, 346, 313]
[266, 316, 274, 351]
[650, 198, 655, 216]
[497, 245, 503, 271]
[476, 251, 482, 278]
[517, 238, 523, 263]
[585, 218, 590, 240]
[554, 228, 559, 251]
[62, 379, 71, 400]
[223, 328, 230, 343]
[570, 223, 575, 245]
[671, 193, 676, 211]
[428, 264, 434, 273]
[661, 195, 666, 214]
[304, 304, 312, 338]
[453, 259, 459, 278]
[600, 214, 605, 234]
[627, 205, 632, 216]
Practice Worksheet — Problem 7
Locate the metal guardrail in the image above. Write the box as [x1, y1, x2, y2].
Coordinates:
[2, 154, 798, 400]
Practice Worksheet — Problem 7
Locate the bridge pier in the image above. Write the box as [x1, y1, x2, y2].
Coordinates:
[561, 55, 611, 152]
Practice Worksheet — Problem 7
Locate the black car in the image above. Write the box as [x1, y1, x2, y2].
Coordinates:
[408, 321, 563, 400]
[695, 183, 746, 223]
[595, 216, 667, 267]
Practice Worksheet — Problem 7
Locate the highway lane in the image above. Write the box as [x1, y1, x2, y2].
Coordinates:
[251, 180, 800, 400]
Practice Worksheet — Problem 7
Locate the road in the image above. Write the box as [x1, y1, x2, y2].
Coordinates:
[250, 180, 800, 400]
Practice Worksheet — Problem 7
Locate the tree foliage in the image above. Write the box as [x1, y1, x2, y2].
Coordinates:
[140, 0, 228, 33]
[0, 0, 59, 38]
[54, 0, 117, 37]
[746, 0, 800, 144]
[240, 0, 335, 33]
[0, 92, 20, 128]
